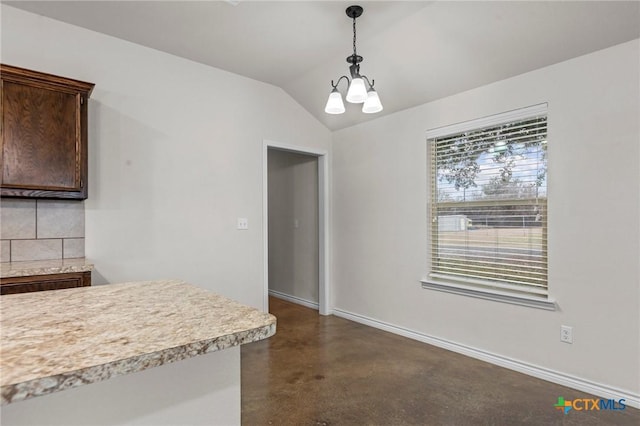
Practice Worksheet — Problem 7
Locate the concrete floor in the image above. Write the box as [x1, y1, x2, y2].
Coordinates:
[241, 297, 639, 425]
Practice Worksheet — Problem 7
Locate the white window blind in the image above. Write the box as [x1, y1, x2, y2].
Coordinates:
[428, 106, 548, 298]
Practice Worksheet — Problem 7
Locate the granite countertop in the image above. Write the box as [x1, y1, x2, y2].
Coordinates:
[0, 258, 94, 278]
[0, 280, 276, 405]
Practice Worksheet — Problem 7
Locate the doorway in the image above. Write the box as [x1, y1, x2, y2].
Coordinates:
[263, 140, 329, 315]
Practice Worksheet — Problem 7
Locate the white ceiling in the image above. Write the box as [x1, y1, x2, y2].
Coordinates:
[6, 1, 639, 130]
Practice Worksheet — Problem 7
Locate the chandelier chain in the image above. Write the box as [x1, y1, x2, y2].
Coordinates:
[352, 16, 357, 57]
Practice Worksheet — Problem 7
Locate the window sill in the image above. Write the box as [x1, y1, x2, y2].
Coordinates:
[420, 279, 557, 311]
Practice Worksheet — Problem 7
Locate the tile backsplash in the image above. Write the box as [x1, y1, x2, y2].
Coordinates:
[0, 199, 84, 262]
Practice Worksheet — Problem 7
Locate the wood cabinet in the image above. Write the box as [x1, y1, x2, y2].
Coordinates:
[1, 64, 94, 199]
[0, 271, 91, 295]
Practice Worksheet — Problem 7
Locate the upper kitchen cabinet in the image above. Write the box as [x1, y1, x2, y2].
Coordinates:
[1, 65, 94, 199]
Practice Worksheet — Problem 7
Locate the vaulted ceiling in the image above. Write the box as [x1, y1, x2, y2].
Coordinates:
[6, 1, 639, 130]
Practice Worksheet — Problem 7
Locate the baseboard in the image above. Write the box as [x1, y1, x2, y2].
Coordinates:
[269, 290, 319, 310]
[332, 307, 640, 409]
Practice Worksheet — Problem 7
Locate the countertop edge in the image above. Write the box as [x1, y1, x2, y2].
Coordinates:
[1, 321, 275, 405]
[1, 259, 94, 279]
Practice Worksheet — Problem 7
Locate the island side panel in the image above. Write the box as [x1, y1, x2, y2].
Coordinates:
[0, 347, 240, 426]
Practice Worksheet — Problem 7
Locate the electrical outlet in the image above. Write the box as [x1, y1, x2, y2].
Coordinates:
[237, 217, 249, 230]
[560, 325, 573, 344]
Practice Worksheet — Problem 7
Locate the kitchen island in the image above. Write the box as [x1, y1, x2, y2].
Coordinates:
[0, 280, 276, 425]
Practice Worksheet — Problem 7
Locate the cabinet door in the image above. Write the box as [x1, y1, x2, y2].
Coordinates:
[0, 64, 94, 199]
[0, 272, 91, 295]
[2, 81, 80, 191]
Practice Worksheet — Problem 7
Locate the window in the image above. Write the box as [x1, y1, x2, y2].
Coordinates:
[424, 104, 553, 309]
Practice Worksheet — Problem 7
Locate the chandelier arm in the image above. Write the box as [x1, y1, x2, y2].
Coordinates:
[361, 75, 375, 90]
[331, 75, 351, 90]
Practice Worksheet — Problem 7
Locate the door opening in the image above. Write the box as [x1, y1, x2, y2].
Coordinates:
[263, 140, 329, 315]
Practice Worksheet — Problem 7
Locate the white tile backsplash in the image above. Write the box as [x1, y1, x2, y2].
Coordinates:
[1, 240, 10, 262]
[63, 238, 85, 259]
[0, 199, 36, 239]
[0, 199, 85, 262]
[12, 239, 63, 262]
[37, 200, 85, 238]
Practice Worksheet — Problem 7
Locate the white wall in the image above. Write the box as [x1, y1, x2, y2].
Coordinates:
[1, 5, 331, 310]
[1, 347, 240, 426]
[332, 40, 639, 397]
[268, 149, 319, 304]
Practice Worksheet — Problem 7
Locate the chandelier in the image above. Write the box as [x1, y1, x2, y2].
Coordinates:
[324, 5, 383, 115]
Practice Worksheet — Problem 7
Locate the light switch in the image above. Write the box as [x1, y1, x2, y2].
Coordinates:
[237, 217, 249, 230]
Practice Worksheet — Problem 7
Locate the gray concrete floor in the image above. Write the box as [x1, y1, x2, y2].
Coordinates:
[241, 297, 638, 425]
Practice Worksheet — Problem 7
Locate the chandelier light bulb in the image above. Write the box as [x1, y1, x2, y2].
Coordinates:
[325, 89, 346, 114]
[362, 88, 383, 113]
[346, 77, 368, 103]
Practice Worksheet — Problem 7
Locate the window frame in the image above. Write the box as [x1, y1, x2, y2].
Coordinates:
[422, 104, 556, 310]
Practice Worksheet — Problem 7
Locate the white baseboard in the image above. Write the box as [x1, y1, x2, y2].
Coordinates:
[268, 290, 319, 310]
[332, 307, 640, 409]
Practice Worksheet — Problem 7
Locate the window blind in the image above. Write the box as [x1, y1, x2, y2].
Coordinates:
[429, 113, 548, 297]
